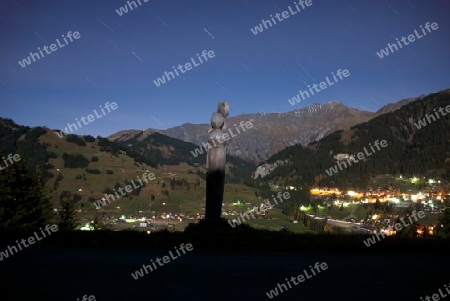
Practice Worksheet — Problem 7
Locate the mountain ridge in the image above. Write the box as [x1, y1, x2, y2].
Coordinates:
[110, 100, 384, 163]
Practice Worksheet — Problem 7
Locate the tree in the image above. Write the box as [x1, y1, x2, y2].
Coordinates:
[0, 156, 54, 230]
[72, 193, 82, 202]
[58, 191, 78, 230]
[53, 173, 64, 190]
[84, 135, 96, 143]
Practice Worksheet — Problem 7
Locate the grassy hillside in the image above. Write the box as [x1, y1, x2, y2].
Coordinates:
[43, 131, 261, 216]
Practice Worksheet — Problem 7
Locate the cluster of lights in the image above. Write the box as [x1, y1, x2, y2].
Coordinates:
[80, 223, 94, 231]
[300, 205, 311, 212]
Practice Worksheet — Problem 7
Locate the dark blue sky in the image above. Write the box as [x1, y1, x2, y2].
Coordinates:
[1, 0, 449, 137]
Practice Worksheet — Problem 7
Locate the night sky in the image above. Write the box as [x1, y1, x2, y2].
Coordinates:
[1, 0, 449, 137]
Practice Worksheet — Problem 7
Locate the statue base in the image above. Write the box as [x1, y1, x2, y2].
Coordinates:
[185, 218, 232, 234]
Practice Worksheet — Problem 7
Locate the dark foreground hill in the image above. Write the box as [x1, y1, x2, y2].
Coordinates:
[0, 227, 448, 301]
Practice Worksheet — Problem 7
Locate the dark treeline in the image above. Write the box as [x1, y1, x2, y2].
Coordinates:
[62, 153, 90, 168]
[0, 119, 56, 180]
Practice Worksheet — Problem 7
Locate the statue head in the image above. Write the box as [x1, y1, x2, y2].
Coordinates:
[211, 112, 224, 129]
[217, 101, 229, 118]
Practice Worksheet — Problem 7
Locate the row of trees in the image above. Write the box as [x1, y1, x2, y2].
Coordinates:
[62, 153, 90, 168]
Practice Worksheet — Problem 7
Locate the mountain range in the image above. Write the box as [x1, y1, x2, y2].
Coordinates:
[109, 98, 416, 164]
